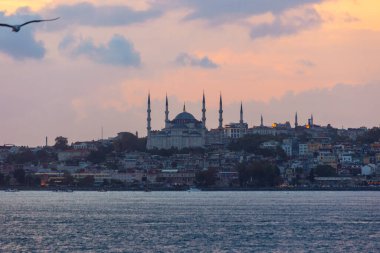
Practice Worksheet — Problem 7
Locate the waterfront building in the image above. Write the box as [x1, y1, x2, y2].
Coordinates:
[361, 164, 378, 176]
[156, 169, 196, 185]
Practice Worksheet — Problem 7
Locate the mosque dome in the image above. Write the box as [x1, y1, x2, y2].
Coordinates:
[174, 112, 196, 121]
[172, 111, 198, 125]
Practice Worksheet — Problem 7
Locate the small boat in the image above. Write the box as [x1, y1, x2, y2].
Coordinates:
[187, 186, 201, 192]
[53, 188, 73, 192]
[5, 188, 19, 192]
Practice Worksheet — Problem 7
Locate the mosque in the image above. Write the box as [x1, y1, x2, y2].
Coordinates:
[146, 93, 245, 150]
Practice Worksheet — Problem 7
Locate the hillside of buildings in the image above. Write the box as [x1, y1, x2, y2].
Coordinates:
[1, 126, 380, 190]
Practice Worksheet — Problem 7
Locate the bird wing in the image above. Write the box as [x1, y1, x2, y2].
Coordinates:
[0, 23, 14, 28]
[19, 17, 60, 27]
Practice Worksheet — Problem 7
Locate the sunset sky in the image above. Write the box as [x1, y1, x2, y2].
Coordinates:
[0, 0, 379, 146]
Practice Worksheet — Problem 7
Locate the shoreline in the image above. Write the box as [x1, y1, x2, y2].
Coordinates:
[1, 186, 380, 192]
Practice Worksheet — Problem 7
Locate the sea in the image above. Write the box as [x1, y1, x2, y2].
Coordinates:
[0, 191, 379, 252]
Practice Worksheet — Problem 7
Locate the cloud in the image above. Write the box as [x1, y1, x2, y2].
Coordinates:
[47, 2, 161, 28]
[156, 1, 324, 40]
[298, 59, 316, 68]
[343, 13, 360, 23]
[175, 53, 219, 69]
[163, 0, 322, 23]
[0, 11, 46, 60]
[58, 34, 76, 50]
[250, 8, 321, 39]
[62, 34, 141, 67]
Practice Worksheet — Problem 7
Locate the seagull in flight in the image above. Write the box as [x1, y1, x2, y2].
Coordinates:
[0, 17, 60, 32]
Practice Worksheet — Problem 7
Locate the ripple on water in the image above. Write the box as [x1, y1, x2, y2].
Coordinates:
[0, 191, 379, 252]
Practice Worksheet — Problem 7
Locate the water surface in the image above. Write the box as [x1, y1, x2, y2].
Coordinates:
[0, 191, 379, 252]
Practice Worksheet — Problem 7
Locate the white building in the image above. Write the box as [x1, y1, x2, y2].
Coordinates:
[339, 153, 353, 164]
[72, 141, 98, 151]
[299, 143, 309, 156]
[260, 140, 280, 149]
[147, 93, 238, 150]
[282, 143, 292, 157]
[57, 150, 90, 162]
[224, 103, 248, 139]
[224, 123, 248, 139]
[248, 126, 276, 136]
[361, 164, 377, 176]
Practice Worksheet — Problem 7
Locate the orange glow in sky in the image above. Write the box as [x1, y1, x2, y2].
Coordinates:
[0, 0, 379, 145]
[1, 0, 52, 13]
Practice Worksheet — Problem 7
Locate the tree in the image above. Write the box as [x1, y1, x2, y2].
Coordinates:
[63, 171, 74, 185]
[297, 131, 312, 143]
[276, 146, 288, 160]
[13, 168, 26, 185]
[113, 132, 146, 152]
[195, 168, 218, 187]
[6, 147, 35, 164]
[237, 161, 282, 187]
[25, 174, 41, 187]
[35, 148, 56, 163]
[228, 134, 289, 158]
[102, 179, 110, 186]
[315, 165, 337, 177]
[54, 136, 69, 150]
[106, 160, 119, 170]
[357, 127, 380, 144]
[77, 176, 95, 187]
[110, 179, 125, 187]
[309, 168, 315, 182]
[0, 173, 4, 186]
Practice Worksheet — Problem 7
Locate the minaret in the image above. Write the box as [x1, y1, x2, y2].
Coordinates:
[202, 91, 206, 128]
[147, 93, 151, 135]
[240, 102, 244, 124]
[295, 112, 298, 128]
[183, 102, 186, 112]
[165, 94, 169, 128]
[311, 114, 314, 126]
[218, 93, 223, 129]
[260, 114, 264, 127]
[239, 102, 245, 138]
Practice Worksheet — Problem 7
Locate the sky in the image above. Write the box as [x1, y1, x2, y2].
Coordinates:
[0, 0, 379, 146]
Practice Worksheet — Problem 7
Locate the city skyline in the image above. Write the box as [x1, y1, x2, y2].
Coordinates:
[1, 90, 375, 147]
[1, 0, 379, 146]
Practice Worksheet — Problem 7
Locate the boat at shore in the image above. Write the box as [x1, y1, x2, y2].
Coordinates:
[187, 187, 202, 192]
[52, 189, 73, 192]
[4, 189, 19, 192]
